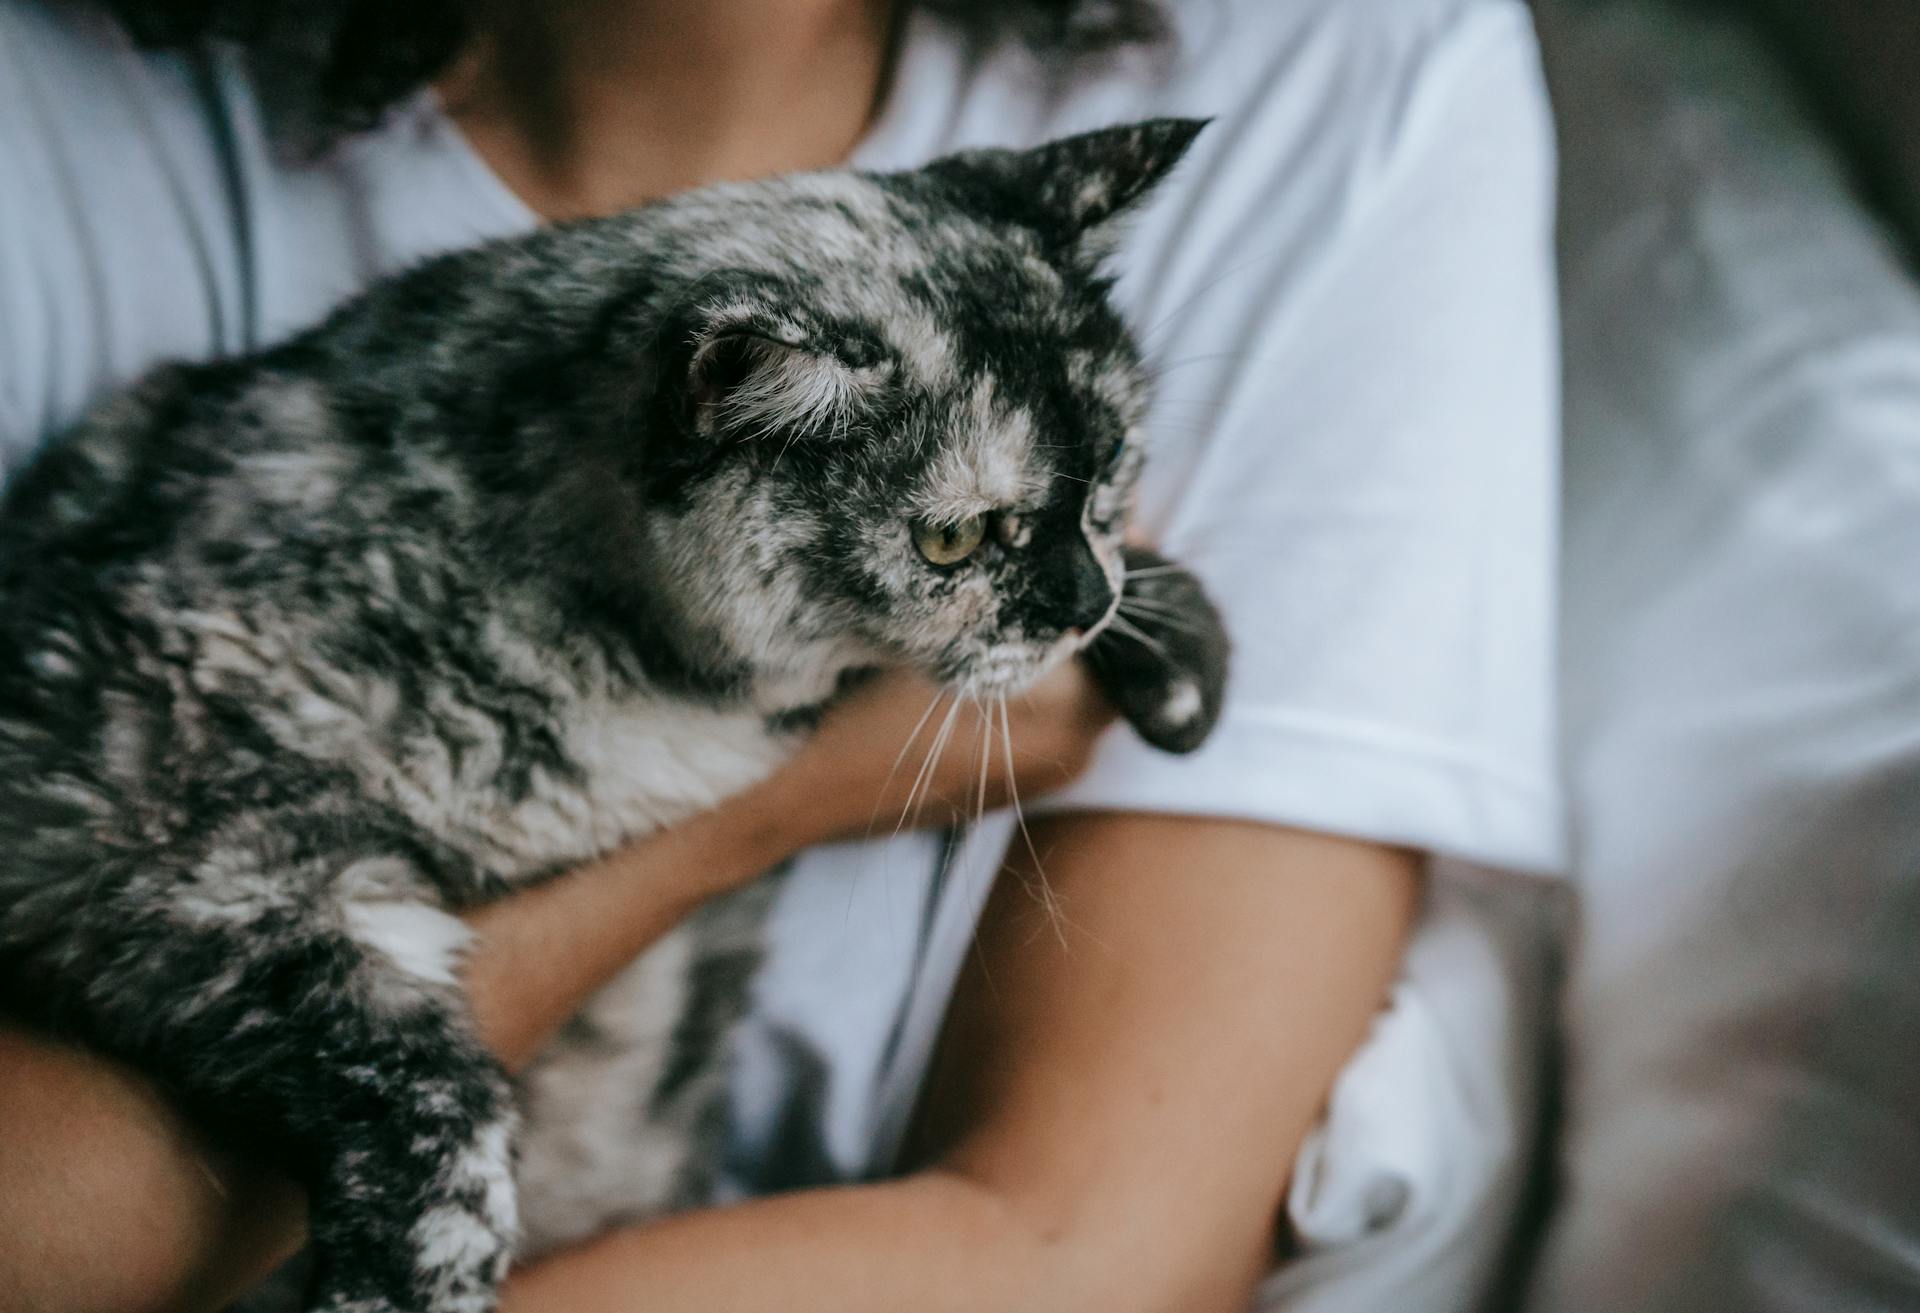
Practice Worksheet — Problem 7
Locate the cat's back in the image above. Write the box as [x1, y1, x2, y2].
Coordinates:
[0, 358, 461, 853]
[0, 356, 792, 895]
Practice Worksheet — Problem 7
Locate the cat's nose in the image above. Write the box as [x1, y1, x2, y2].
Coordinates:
[1063, 546, 1118, 635]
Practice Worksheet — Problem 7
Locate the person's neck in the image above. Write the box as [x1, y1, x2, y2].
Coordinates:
[442, 0, 900, 221]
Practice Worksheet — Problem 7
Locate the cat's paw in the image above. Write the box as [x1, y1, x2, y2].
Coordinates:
[1086, 546, 1229, 755]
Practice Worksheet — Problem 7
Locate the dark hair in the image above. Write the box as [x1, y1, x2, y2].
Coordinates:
[93, 0, 1168, 146]
[922, 0, 1168, 51]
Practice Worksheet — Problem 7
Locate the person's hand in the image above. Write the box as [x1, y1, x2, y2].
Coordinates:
[766, 663, 1117, 850]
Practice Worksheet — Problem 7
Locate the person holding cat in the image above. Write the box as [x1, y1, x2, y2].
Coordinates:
[0, 2, 1563, 1312]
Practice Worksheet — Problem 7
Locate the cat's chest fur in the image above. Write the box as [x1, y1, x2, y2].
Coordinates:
[176, 598, 796, 886]
[414, 691, 791, 880]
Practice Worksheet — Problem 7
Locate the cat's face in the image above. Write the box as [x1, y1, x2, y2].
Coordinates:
[616, 121, 1204, 707]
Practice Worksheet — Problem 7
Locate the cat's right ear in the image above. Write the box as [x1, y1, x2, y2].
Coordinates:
[661, 293, 867, 443]
[923, 117, 1209, 253]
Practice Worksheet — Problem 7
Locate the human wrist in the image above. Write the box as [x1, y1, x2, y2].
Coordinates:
[692, 768, 818, 892]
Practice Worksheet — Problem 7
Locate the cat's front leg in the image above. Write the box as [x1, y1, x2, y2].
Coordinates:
[298, 992, 519, 1313]
[56, 849, 519, 1313]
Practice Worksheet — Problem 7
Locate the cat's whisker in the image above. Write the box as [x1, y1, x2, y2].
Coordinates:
[909, 693, 968, 833]
[1119, 590, 1200, 610]
[1117, 589, 1197, 610]
[908, 699, 961, 827]
[1117, 614, 1207, 643]
[894, 693, 964, 842]
[974, 691, 994, 831]
[1117, 599, 1210, 638]
[1136, 241, 1291, 353]
[770, 429, 804, 473]
[858, 683, 947, 922]
[997, 694, 1070, 949]
[1123, 563, 1196, 581]
[1120, 583, 1205, 607]
[865, 687, 953, 838]
[1106, 615, 1170, 660]
[1144, 347, 1283, 378]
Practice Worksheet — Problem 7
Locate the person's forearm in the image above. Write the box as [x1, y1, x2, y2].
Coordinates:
[498, 815, 1418, 1313]
[500, 1171, 1142, 1313]
[460, 667, 1108, 1071]
[464, 775, 801, 1071]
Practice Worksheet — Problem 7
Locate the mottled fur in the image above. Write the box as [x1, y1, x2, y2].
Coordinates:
[0, 120, 1225, 1312]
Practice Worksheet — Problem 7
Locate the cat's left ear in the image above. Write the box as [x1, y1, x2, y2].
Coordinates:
[925, 117, 1210, 253]
[665, 292, 871, 443]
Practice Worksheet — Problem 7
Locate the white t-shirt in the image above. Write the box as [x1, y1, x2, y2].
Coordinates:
[0, 0, 1564, 1194]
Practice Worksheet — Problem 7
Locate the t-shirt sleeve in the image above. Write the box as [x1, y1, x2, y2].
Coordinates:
[1036, 3, 1566, 875]
[0, 2, 246, 477]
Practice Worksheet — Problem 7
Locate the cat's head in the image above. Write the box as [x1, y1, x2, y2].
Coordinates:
[607, 119, 1205, 709]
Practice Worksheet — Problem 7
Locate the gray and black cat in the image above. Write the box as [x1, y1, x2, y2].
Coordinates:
[0, 119, 1227, 1312]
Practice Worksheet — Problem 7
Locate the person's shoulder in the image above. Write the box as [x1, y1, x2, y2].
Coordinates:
[1, 0, 99, 52]
[1181, 0, 1537, 66]
[0, 0, 167, 93]
[1123, 0, 1553, 259]
[1159, 0, 1545, 124]
[0, 2, 235, 218]
[952, 0, 1551, 208]
[1048, 0, 1551, 261]
[0, 1, 255, 450]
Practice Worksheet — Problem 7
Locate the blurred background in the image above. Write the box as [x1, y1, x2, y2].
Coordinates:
[1495, 0, 1919, 1309]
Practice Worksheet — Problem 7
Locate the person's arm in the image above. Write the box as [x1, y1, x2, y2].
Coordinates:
[501, 813, 1419, 1313]
[0, 668, 1114, 1313]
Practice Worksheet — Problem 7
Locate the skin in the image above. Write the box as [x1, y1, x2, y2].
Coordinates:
[0, 2, 1424, 1310]
[499, 817, 1416, 1313]
[442, 0, 899, 219]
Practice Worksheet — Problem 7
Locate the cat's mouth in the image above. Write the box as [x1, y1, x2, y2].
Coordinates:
[952, 632, 1090, 695]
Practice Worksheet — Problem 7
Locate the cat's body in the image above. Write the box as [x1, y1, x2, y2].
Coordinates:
[0, 120, 1226, 1312]
[0, 350, 804, 1269]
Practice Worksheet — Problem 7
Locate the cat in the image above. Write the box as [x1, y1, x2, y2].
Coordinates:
[0, 118, 1228, 1313]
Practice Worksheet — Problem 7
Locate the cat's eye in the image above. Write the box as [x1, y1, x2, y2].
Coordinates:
[914, 516, 987, 567]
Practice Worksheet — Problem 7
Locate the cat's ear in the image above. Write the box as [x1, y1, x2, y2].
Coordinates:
[924, 117, 1209, 251]
[666, 294, 867, 443]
